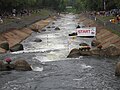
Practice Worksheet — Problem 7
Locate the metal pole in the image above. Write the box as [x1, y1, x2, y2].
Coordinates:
[47, 34, 48, 46]
[103, 0, 106, 11]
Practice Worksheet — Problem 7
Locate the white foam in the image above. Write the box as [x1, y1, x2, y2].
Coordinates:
[81, 64, 92, 69]
[31, 66, 43, 72]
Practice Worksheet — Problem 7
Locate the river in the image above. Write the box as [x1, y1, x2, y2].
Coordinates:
[0, 14, 120, 90]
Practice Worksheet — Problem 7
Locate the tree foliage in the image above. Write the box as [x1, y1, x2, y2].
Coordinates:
[72, 0, 120, 12]
[0, 0, 66, 12]
[0, 0, 120, 13]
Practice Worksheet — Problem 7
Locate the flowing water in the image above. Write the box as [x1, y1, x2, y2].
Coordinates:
[0, 14, 120, 90]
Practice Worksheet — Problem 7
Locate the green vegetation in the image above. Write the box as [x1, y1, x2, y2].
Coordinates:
[97, 16, 115, 22]
[1, 0, 119, 14]
[69, 0, 120, 12]
[108, 28, 120, 37]
[0, 0, 67, 13]
[1, 9, 51, 24]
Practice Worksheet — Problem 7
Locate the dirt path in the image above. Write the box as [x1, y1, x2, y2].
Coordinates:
[78, 14, 120, 49]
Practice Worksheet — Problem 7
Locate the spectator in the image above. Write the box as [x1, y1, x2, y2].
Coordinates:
[116, 15, 120, 24]
[12, 8, 16, 17]
[0, 14, 3, 23]
[110, 19, 116, 23]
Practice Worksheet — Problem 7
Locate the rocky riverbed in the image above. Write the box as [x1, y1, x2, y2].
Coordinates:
[0, 14, 120, 89]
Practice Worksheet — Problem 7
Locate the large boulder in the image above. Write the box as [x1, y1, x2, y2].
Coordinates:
[14, 59, 32, 71]
[0, 41, 9, 51]
[0, 61, 4, 71]
[0, 61, 14, 71]
[67, 48, 93, 58]
[99, 45, 120, 57]
[115, 62, 120, 76]
[67, 49, 80, 58]
[67, 45, 120, 58]
[91, 49, 101, 56]
[10, 44, 24, 52]
[4, 64, 15, 71]
[79, 51, 92, 56]
[91, 44, 120, 57]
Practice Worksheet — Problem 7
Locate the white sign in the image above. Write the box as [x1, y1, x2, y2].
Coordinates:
[77, 27, 96, 36]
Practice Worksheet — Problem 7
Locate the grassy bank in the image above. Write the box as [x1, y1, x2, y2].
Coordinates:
[96, 16, 120, 37]
[1, 9, 53, 25]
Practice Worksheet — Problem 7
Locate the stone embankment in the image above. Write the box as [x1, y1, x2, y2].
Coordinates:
[67, 14, 120, 58]
[0, 16, 56, 53]
[78, 14, 120, 49]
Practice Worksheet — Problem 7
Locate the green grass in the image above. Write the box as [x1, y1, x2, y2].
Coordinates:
[97, 16, 115, 22]
[1, 18, 14, 25]
[66, 8, 76, 13]
[96, 16, 120, 37]
[21, 9, 51, 20]
[0, 9, 52, 25]
[108, 28, 120, 37]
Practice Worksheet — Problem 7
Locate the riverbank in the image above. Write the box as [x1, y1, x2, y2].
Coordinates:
[0, 16, 56, 53]
[78, 14, 120, 49]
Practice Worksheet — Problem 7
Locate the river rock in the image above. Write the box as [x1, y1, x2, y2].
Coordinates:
[0, 41, 9, 51]
[67, 48, 80, 58]
[0, 61, 4, 71]
[34, 38, 42, 42]
[0, 48, 7, 54]
[4, 64, 15, 71]
[97, 45, 102, 50]
[79, 43, 89, 46]
[91, 40, 100, 47]
[91, 49, 101, 56]
[47, 26, 51, 28]
[10, 44, 24, 52]
[14, 59, 32, 71]
[69, 32, 77, 36]
[55, 27, 60, 30]
[115, 62, 120, 76]
[79, 51, 92, 56]
[67, 48, 93, 58]
[91, 44, 120, 57]
[51, 26, 55, 28]
[99, 45, 120, 57]
[41, 29, 46, 32]
[52, 22, 55, 24]
[31, 28, 39, 32]
[0, 61, 14, 71]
